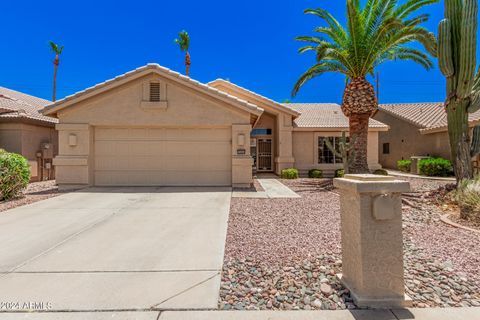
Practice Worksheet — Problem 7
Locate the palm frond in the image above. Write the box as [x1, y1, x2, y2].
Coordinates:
[292, 62, 348, 97]
[293, 0, 437, 94]
[49, 41, 63, 54]
[174, 30, 190, 52]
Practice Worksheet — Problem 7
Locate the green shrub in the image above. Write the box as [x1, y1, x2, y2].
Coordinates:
[335, 169, 345, 178]
[281, 168, 299, 179]
[397, 160, 411, 172]
[0, 152, 31, 201]
[308, 169, 323, 178]
[418, 158, 453, 177]
[455, 177, 480, 221]
[373, 169, 389, 176]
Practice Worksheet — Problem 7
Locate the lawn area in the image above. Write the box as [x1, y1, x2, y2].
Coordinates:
[220, 177, 480, 310]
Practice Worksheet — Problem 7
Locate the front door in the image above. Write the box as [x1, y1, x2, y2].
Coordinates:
[257, 138, 273, 172]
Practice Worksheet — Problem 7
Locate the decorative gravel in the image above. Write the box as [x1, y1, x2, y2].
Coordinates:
[0, 180, 62, 212]
[221, 177, 480, 310]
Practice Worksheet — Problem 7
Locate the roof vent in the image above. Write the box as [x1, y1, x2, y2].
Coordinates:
[149, 83, 161, 102]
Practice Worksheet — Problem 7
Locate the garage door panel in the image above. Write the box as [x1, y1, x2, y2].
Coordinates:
[162, 156, 231, 171]
[95, 170, 230, 186]
[163, 142, 230, 157]
[94, 127, 232, 186]
[163, 128, 230, 141]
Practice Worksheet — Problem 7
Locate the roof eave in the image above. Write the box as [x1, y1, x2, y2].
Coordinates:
[42, 64, 264, 118]
[293, 126, 389, 132]
[208, 79, 301, 117]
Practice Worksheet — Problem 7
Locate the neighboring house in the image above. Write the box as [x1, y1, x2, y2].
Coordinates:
[374, 102, 480, 169]
[41, 64, 387, 189]
[0, 87, 58, 181]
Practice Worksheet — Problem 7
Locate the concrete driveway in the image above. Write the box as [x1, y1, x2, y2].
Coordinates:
[0, 187, 231, 313]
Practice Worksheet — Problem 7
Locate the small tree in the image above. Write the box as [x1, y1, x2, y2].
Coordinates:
[49, 41, 64, 102]
[324, 131, 356, 175]
[174, 30, 191, 77]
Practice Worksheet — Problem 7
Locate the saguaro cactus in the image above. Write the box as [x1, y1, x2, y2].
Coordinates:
[325, 132, 356, 175]
[438, 0, 480, 182]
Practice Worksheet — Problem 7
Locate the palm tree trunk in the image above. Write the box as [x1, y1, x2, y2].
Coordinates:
[52, 56, 58, 102]
[52, 65, 57, 102]
[349, 113, 370, 174]
[185, 52, 191, 77]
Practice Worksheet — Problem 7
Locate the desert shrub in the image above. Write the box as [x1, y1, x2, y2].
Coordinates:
[455, 177, 480, 221]
[418, 158, 453, 177]
[281, 168, 299, 179]
[335, 169, 345, 178]
[397, 160, 411, 172]
[0, 152, 31, 201]
[308, 169, 323, 178]
[373, 169, 389, 176]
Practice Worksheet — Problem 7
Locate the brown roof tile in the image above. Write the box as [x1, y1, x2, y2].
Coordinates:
[379, 102, 480, 133]
[0, 87, 57, 124]
[379, 102, 446, 128]
[285, 103, 388, 129]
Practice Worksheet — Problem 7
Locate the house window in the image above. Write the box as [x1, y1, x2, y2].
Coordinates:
[252, 128, 272, 136]
[149, 82, 161, 102]
[383, 143, 390, 154]
[318, 137, 343, 164]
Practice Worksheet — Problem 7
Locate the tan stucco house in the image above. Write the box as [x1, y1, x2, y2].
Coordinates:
[42, 64, 387, 189]
[374, 102, 480, 169]
[0, 87, 58, 181]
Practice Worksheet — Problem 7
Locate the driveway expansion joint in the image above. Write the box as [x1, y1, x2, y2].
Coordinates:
[149, 272, 220, 309]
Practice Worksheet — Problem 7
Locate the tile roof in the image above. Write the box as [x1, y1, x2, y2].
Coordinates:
[379, 102, 480, 133]
[0, 87, 57, 124]
[208, 79, 301, 117]
[379, 103, 446, 128]
[285, 103, 388, 129]
[42, 64, 264, 117]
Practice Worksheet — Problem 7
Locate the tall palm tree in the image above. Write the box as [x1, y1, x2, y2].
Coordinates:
[174, 31, 191, 77]
[49, 41, 64, 102]
[293, 0, 438, 173]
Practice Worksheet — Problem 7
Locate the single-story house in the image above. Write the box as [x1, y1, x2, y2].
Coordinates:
[374, 102, 480, 169]
[41, 64, 387, 189]
[0, 87, 58, 181]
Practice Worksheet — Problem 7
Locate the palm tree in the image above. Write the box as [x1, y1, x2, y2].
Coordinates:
[292, 0, 438, 173]
[174, 31, 191, 77]
[49, 41, 64, 102]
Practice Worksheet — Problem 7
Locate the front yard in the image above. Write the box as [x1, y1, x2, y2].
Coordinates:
[0, 180, 61, 212]
[220, 177, 480, 310]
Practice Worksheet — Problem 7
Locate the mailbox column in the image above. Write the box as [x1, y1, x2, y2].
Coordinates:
[333, 174, 411, 308]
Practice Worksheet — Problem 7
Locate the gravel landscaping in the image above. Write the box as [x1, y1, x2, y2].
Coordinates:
[220, 177, 480, 310]
[0, 180, 62, 212]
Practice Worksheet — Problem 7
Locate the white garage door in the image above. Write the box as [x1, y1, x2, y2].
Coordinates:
[94, 127, 232, 186]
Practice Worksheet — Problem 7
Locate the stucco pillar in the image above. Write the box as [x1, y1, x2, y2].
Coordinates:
[53, 123, 92, 190]
[232, 124, 253, 188]
[333, 174, 411, 308]
[275, 114, 295, 174]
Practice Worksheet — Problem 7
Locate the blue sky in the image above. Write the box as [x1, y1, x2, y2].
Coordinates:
[0, 0, 452, 104]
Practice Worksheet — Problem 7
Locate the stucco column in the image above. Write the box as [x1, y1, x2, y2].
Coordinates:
[333, 174, 411, 308]
[232, 124, 253, 188]
[53, 123, 92, 190]
[275, 114, 295, 174]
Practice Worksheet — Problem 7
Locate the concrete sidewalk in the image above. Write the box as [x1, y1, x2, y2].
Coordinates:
[1, 308, 479, 319]
[257, 178, 301, 198]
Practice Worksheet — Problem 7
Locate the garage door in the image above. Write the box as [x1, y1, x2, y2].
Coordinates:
[94, 127, 232, 186]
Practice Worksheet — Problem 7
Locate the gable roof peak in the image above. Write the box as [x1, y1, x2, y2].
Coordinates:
[41, 63, 264, 117]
